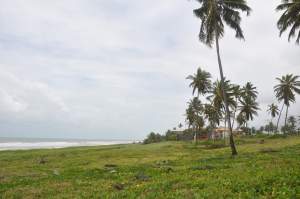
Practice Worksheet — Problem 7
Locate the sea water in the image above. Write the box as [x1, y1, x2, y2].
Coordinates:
[0, 137, 133, 151]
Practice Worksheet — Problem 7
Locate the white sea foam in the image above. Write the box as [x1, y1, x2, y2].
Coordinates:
[0, 139, 133, 151]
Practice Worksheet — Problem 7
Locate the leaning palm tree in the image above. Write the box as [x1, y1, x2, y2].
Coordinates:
[276, 0, 300, 44]
[274, 74, 300, 131]
[193, 0, 251, 155]
[187, 67, 212, 97]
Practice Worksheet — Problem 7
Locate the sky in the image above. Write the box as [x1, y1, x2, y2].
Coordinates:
[0, 0, 299, 140]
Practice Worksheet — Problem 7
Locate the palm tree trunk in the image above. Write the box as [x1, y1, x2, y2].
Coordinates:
[215, 36, 237, 156]
[276, 103, 285, 133]
[270, 118, 273, 134]
[231, 98, 238, 130]
[284, 105, 289, 133]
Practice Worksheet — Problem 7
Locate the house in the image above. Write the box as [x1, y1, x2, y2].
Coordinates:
[210, 127, 244, 140]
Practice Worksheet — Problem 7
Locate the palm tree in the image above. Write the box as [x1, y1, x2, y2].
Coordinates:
[207, 80, 237, 112]
[276, 0, 300, 44]
[239, 96, 260, 127]
[207, 80, 236, 131]
[274, 74, 300, 131]
[241, 82, 258, 100]
[203, 103, 222, 127]
[185, 97, 204, 140]
[267, 103, 280, 124]
[186, 106, 196, 128]
[185, 97, 203, 128]
[187, 67, 212, 97]
[193, 0, 251, 156]
[188, 97, 203, 114]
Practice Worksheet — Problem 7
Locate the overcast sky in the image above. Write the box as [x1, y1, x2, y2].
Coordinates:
[0, 0, 299, 140]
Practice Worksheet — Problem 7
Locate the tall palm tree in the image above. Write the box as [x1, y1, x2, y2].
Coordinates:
[274, 74, 300, 131]
[193, 0, 251, 155]
[267, 103, 279, 124]
[187, 67, 212, 97]
[276, 0, 300, 44]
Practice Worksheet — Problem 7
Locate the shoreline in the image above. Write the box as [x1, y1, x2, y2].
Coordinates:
[0, 140, 135, 151]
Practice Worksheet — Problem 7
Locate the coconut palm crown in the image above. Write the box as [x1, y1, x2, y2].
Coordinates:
[187, 67, 212, 96]
[274, 74, 300, 107]
[193, 0, 251, 47]
[274, 74, 300, 127]
[267, 103, 279, 119]
[276, 0, 300, 44]
[241, 82, 258, 100]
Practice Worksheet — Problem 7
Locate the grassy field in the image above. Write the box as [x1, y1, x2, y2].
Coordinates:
[1, 136, 300, 199]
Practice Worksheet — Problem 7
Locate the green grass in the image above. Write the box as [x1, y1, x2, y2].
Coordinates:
[1, 136, 300, 198]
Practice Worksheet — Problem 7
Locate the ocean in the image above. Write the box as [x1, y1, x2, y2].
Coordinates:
[0, 137, 134, 151]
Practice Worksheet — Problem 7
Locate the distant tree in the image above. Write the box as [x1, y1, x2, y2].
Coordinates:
[165, 130, 177, 141]
[241, 82, 258, 100]
[265, 122, 276, 134]
[238, 82, 259, 129]
[267, 103, 280, 124]
[187, 67, 212, 96]
[259, 126, 265, 132]
[267, 103, 280, 133]
[193, 0, 251, 156]
[237, 112, 247, 128]
[251, 127, 256, 134]
[178, 123, 183, 129]
[203, 104, 222, 128]
[274, 74, 300, 132]
[185, 97, 205, 139]
[143, 132, 165, 144]
[276, 0, 300, 44]
[239, 96, 259, 128]
[288, 116, 297, 133]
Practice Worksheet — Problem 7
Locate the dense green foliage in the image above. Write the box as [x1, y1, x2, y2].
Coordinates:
[1, 136, 300, 198]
